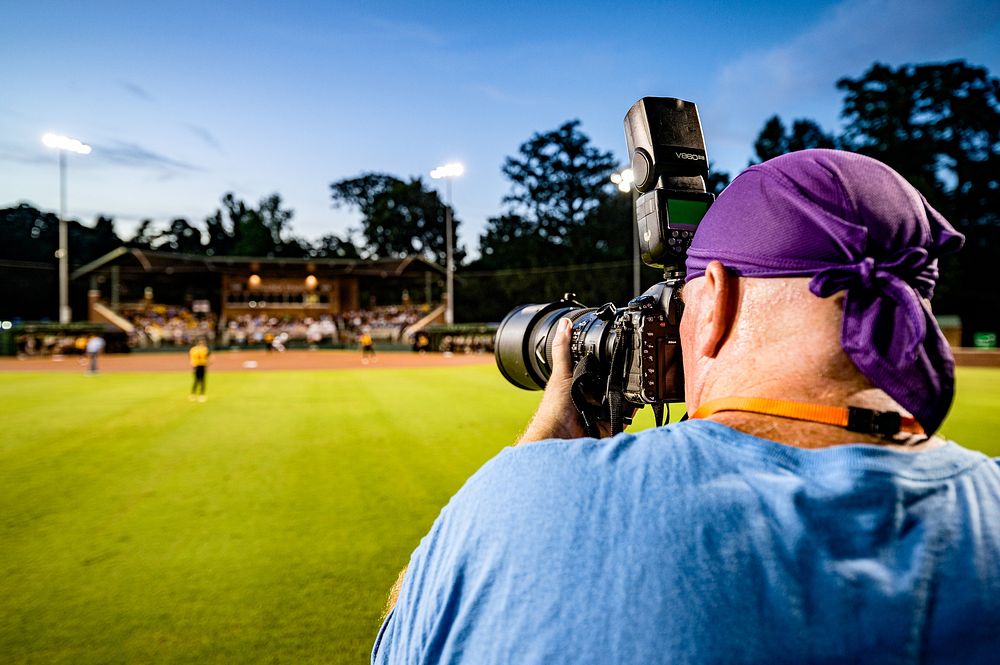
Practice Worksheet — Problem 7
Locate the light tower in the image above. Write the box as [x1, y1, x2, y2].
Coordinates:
[42, 132, 92, 323]
[430, 162, 464, 325]
[611, 168, 639, 294]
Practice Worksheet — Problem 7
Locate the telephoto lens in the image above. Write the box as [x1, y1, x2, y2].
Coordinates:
[494, 293, 619, 391]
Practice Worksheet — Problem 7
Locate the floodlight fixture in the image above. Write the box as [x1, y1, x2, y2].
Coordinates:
[42, 132, 92, 155]
[612, 167, 635, 192]
[430, 162, 464, 179]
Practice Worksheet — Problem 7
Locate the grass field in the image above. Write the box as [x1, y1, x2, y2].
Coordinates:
[1, 363, 998, 664]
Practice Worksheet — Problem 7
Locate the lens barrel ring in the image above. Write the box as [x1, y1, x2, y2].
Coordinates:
[543, 308, 591, 375]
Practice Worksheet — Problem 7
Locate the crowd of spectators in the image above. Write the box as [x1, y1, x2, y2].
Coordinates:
[222, 305, 427, 347]
[123, 305, 216, 347]
[11, 302, 493, 357]
[336, 305, 425, 341]
[116, 303, 429, 349]
[223, 314, 339, 347]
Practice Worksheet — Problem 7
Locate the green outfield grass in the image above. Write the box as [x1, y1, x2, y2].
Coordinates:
[1, 364, 998, 664]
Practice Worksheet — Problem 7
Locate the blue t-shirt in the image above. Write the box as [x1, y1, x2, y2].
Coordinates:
[373, 421, 1000, 664]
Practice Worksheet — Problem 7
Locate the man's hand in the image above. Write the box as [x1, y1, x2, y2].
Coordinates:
[518, 318, 593, 444]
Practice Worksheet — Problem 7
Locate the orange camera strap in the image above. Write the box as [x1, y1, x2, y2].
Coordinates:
[691, 397, 925, 438]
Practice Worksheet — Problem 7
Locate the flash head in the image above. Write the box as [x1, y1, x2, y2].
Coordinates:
[625, 97, 709, 191]
[624, 97, 714, 271]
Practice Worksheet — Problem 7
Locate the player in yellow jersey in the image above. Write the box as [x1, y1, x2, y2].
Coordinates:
[359, 331, 376, 364]
[189, 338, 211, 401]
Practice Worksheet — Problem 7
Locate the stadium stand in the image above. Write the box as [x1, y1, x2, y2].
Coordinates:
[112, 303, 430, 349]
[337, 305, 426, 341]
[120, 304, 217, 347]
[68, 249, 449, 349]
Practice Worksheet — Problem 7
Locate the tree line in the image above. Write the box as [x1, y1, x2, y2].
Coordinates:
[750, 61, 999, 341]
[1, 60, 997, 337]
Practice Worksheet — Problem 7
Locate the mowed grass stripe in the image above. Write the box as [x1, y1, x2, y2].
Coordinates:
[0, 364, 997, 663]
[0, 366, 540, 663]
[939, 367, 1000, 450]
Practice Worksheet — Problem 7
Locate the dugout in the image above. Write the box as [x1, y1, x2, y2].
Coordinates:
[419, 323, 497, 354]
[0, 321, 129, 356]
[71, 248, 447, 326]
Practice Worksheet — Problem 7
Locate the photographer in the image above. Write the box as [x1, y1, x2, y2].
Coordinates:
[372, 150, 1000, 664]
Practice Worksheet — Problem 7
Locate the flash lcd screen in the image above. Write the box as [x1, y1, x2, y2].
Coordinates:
[667, 198, 709, 226]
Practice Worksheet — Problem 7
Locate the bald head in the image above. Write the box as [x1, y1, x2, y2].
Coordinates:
[683, 150, 961, 433]
[680, 261, 895, 417]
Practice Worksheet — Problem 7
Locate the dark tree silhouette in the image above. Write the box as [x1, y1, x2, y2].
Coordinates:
[154, 218, 205, 254]
[128, 219, 157, 250]
[752, 115, 836, 163]
[706, 163, 732, 196]
[477, 120, 618, 269]
[329, 173, 463, 264]
[204, 192, 303, 257]
[202, 210, 232, 256]
[463, 121, 731, 320]
[837, 61, 1000, 341]
[500, 119, 617, 242]
[0, 204, 124, 319]
[1, 203, 60, 263]
[310, 233, 362, 259]
[749, 60, 1000, 340]
[837, 61, 1000, 223]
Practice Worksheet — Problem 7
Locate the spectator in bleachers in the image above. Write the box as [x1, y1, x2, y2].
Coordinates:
[122, 304, 215, 349]
[120, 302, 428, 350]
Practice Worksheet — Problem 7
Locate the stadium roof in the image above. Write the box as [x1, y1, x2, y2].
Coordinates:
[71, 248, 446, 281]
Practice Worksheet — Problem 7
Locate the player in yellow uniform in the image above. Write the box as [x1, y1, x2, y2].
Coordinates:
[359, 331, 376, 364]
[189, 338, 211, 401]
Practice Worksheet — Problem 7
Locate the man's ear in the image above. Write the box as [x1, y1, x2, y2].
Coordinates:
[698, 261, 736, 358]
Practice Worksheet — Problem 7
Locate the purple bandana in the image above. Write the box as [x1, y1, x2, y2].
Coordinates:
[685, 149, 964, 434]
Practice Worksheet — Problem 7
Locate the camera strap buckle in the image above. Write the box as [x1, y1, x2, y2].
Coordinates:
[652, 403, 665, 428]
[606, 326, 633, 437]
[690, 397, 925, 440]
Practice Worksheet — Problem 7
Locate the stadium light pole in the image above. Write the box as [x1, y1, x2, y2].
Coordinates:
[611, 168, 639, 294]
[43, 132, 92, 323]
[430, 162, 464, 325]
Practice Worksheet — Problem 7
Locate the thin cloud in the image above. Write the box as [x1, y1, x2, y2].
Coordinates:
[364, 17, 448, 47]
[0, 138, 203, 178]
[93, 140, 203, 176]
[184, 123, 223, 153]
[706, 0, 1000, 153]
[469, 83, 524, 105]
[0, 140, 52, 165]
[120, 81, 154, 101]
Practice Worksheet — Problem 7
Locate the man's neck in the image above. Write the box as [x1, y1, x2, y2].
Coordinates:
[694, 377, 942, 451]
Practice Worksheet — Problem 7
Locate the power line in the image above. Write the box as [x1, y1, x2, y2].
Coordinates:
[458, 259, 633, 278]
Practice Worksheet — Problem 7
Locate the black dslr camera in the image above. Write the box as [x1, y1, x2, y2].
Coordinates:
[494, 98, 715, 436]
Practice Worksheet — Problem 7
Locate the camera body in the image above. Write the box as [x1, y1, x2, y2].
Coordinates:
[617, 281, 684, 405]
[494, 97, 713, 434]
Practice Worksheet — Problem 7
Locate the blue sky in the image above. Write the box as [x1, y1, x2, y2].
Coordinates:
[2, 0, 998, 257]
